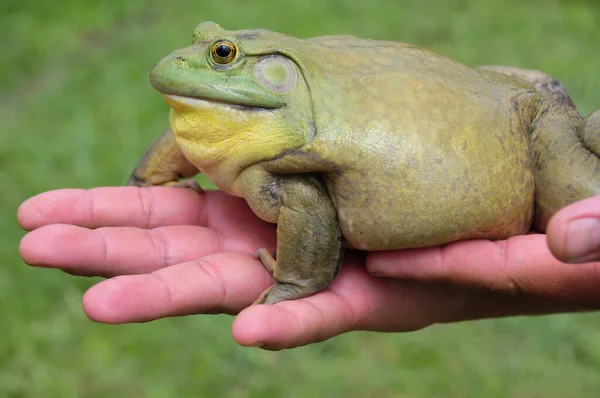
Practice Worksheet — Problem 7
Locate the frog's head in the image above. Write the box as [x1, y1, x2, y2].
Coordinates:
[151, 22, 301, 109]
[149, 22, 315, 191]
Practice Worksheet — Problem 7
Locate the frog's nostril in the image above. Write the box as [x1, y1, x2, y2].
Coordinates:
[174, 56, 187, 65]
[176, 56, 186, 61]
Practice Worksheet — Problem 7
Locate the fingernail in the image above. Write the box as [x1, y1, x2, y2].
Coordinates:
[565, 218, 600, 263]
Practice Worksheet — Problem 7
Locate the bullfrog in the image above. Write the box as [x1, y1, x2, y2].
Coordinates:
[129, 22, 600, 305]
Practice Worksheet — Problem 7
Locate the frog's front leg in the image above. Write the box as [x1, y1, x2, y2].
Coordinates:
[128, 129, 201, 191]
[242, 172, 344, 305]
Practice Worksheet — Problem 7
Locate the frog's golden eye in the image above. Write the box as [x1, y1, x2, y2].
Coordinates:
[210, 40, 237, 64]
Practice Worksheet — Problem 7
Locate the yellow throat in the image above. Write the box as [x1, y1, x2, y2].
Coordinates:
[164, 95, 303, 191]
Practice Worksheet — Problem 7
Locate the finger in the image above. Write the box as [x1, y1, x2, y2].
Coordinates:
[19, 224, 223, 276]
[82, 252, 273, 323]
[232, 258, 579, 350]
[547, 195, 600, 263]
[366, 235, 600, 306]
[19, 186, 275, 247]
[18, 186, 207, 230]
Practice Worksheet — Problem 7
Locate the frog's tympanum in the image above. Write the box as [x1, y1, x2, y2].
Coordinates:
[129, 22, 600, 305]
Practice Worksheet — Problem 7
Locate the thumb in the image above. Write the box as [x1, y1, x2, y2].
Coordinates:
[547, 195, 600, 263]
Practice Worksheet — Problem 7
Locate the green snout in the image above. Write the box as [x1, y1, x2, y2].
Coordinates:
[149, 46, 285, 109]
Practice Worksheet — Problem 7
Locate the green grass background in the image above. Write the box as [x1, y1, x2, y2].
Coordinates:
[2, 0, 600, 396]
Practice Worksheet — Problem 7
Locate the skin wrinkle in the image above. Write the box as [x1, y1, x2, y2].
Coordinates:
[87, 189, 96, 226]
[148, 228, 171, 268]
[215, 228, 228, 255]
[94, 228, 110, 276]
[151, 271, 174, 318]
[138, 187, 156, 230]
[301, 299, 329, 346]
[449, 239, 522, 296]
[494, 240, 510, 272]
[435, 245, 446, 277]
[329, 287, 361, 332]
[501, 276, 522, 297]
[493, 239, 524, 296]
[195, 257, 229, 313]
[327, 261, 372, 330]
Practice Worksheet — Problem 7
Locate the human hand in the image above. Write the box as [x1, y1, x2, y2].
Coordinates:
[18, 188, 598, 350]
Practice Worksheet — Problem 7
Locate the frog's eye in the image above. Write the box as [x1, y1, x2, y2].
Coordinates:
[252, 55, 297, 94]
[210, 40, 237, 64]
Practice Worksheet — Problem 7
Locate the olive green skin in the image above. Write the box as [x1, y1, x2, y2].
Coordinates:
[130, 22, 600, 305]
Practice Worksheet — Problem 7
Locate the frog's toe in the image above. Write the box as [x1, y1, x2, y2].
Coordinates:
[252, 248, 277, 274]
[164, 178, 203, 193]
[127, 176, 203, 193]
[253, 282, 319, 305]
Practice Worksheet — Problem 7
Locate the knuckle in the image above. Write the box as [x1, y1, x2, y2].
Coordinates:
[195, 258, 228, 309]
[136, 188, 156, 229]
[148, 228, 171, 266]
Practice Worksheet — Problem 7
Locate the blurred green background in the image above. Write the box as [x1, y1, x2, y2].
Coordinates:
[2, 0, 600, 396]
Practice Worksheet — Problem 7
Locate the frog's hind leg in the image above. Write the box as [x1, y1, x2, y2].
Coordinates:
[248, 175, 344, 306]
[478, 65, 600, 230]
[478, 65, 600, 155]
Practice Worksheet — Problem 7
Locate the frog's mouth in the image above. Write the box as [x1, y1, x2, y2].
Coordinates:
[162, 94, 272, 113]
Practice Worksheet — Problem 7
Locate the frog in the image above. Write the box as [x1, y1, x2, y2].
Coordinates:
[128, 22, 600, 305]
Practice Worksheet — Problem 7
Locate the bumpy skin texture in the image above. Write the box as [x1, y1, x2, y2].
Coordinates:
[129, 22, 600, 305]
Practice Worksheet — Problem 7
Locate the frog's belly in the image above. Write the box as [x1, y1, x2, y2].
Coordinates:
[327, 154, 535, 251]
